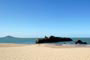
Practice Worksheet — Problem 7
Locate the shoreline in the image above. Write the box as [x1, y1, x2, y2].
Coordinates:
[0, 44, 33, 47]
[0, 43, 90, 48]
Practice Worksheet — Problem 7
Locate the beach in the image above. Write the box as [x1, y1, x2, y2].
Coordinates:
[0, 44, 90, 60]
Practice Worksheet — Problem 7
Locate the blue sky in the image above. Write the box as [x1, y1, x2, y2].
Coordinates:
[0, 0, 90, 37]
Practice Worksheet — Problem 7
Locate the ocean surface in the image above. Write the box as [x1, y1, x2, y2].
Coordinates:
[0, 38, 36, 44]
[0, 36, 90, 44]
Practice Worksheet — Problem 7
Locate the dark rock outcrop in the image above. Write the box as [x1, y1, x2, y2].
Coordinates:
[75, 40, 87, 44]
[36, 36, 73, 44]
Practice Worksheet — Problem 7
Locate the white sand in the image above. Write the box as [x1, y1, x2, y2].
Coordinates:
[0, 44, 90, 60]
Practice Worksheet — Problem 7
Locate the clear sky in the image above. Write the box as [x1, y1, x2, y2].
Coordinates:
[0, 0, 90, 37]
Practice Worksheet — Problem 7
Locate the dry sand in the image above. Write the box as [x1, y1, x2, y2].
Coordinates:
[0, 44, 90, 60]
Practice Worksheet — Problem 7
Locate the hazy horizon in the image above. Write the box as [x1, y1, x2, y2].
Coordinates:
[0, 0, 90, 37]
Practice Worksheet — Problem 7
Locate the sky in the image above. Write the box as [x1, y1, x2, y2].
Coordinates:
[0, 0, 90, 38]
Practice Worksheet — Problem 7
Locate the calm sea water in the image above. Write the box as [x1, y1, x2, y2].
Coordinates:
[0, 38, 37, 44]
[0, 37, 90, 44]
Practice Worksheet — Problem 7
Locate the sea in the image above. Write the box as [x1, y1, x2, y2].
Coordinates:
[0, 36, 90, 44]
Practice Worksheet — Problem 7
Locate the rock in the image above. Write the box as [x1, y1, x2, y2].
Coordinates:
[75, 40, 87, 44]
[36, 36, 73, 44]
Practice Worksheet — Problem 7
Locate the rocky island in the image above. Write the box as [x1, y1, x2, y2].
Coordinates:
[36, 36, 73, 44]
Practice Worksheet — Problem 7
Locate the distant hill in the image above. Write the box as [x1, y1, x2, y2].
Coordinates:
[0, 36, 17, 39]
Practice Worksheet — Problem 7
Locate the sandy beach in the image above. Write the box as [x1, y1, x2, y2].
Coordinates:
[0, 44, 90, 60]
